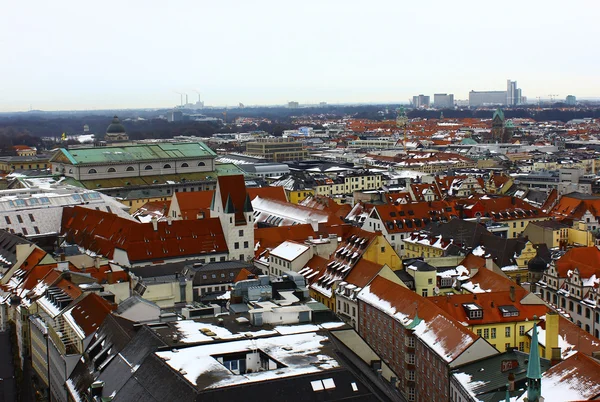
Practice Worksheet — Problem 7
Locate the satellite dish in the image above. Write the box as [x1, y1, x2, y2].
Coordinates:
[434, 286, 440, 295]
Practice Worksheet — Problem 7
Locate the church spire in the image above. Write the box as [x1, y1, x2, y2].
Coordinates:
[224, 194, 235, 214]
[526, 322, 542, 401]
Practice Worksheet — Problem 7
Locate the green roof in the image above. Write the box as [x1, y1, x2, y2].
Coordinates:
[62, 163, 244, 191]
[52, 142, 216, 165]
[493, 108, 505, 121]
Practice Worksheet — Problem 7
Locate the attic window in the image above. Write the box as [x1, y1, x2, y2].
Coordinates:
[408, 210, 414, 216]
[463, 303, 483, 319]
[498, 305, 519, 317]
[390, 211, 397, 217]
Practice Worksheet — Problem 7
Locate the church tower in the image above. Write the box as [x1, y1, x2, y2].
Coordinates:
[525, 322, 542, 401]
[491, 108, 505, 143]
[210, 175, 254, 261]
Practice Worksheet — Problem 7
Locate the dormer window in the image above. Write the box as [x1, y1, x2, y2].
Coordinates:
[498, 305, 520, 317]
[463, 303, 483, 319]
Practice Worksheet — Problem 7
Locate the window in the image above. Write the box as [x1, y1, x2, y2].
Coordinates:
[22, 228, 28, 235]
[220, 273, 225, 278]
[198, 161, 205, 166]
[428, 278, 433, 285]
[181, 163, 189, 168]
[505, 343, 511, 351]
[407, 353, 415, 364]
[4, 216, 10, 224]
[211, 274, 216, 279]
[408, 387, 415, 401]
[234, 242, 239, 249]
[519, 342, 525, 352]
[239, 230, 244, 237]
[381, 246, 385, 253]
[107, 167, 116, 173]
[144, 165, 153, 170]
[491, 328, 496, 339]
[17, 215, 23, 224]
[484, 328, 489, 339]
[408, 370, 415, 381]
[126, 166, 135, 171]
[244, 241, 248, 248]
[163, 164, 172, 169]
[422, 289, 428, 297]
[577, 305, 582, 315]
[519, 325, 525, 335]
[88, 169, 97, 174]
[569, 301, 574, 311]
[28, 214, 35, 222]
[505, 327, 511, 337]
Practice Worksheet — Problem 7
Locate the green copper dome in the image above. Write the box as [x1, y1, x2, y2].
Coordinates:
[106, 116, 126, 134]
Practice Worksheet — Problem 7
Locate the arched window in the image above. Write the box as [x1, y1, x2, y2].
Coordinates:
[181, 163, 189, 168]
[107, 167, 116, 173]
[126, 166, 135, 171]
[88, 169, 97, 174]
[163, 164, 172, 169]
[198, 161, 205, 166]
[144, 165, 153, 170]
[68, 169, 73, 174]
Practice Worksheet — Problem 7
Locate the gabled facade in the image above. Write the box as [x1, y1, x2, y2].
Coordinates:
[210, 175, 255, 261]
[537, 246, 600, 338]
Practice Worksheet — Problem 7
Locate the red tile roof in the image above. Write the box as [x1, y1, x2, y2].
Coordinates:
[360, 276, 479, 362]
[342, 259, 384, 288]
[69, 293, 115, 336]
[430, 288, 548, 325]
[554, 247, 600, 278]
[172, 190, 213, 220]
[372, 200, 458, 233]
[551, 193, 600, 220]
[254, 224, 316, 258]
[62, 206, 228, 264]
[457, 195, 547, 221]
[217, 175, 249, 224]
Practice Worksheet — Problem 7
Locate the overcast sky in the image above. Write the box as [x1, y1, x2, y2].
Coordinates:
[1, 0, 598, 111]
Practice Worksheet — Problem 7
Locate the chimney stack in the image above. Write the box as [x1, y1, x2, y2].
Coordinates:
[509, 286, 515, 302]
[545, 311, 561, 365]
[151, 216, 158, 231]
[167, 216, 173, 226]
[94, 256, 100, 269]
[508, 373, 515, 391]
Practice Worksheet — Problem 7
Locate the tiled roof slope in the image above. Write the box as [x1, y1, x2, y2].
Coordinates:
[62, 206, 227, 264]
[358, 276, 479, 363]
[217, 175, 252, 221]
[430, 288, 548, 325]
[555, 246, 600, 277]
[68, 292, 116, 337]
[538, 352, 600, 401]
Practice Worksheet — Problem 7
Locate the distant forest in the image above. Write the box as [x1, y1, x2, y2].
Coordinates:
[0, 105, 599, 152]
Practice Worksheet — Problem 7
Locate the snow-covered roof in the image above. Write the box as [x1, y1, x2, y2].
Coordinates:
[270, 241, 310, 262]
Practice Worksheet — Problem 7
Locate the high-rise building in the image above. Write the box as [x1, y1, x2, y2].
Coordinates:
[411, 94, 430, 108]
[288, 101, 299, 109]
[433, 93, 454, 109]
[507, 80, 517, 106]
[469, 91, 506, 107]
[566, 95, 577, 105]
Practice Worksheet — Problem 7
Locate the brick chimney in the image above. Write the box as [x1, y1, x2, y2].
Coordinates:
[151, 216, 158, 231]
[509, 285, 515, 302]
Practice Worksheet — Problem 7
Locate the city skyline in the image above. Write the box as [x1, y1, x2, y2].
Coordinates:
[1, 0, 599, 112]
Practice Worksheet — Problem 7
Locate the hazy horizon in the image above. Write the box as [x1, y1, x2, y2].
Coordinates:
[2, 0, 599, 112]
